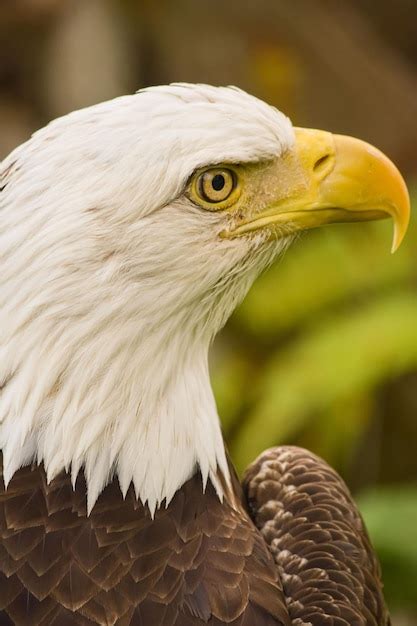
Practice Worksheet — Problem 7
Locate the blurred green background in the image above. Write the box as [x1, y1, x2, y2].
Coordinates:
[1, 1, 416, 623]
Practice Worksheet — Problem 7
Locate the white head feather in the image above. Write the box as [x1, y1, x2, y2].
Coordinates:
[0, 83, 294, 513]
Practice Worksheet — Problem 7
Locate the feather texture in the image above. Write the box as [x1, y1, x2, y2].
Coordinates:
[0, 448, 390, 625]
[0, 455, 290, 625]
[243, 446, 390, 626]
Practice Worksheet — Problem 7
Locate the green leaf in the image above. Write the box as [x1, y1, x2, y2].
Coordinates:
[210, 342, 253, 432]
[230, 290, 417, 472]
[299, 392, 375, 469]
[358, 486, 417, 609]
[234, 218, 417, 339]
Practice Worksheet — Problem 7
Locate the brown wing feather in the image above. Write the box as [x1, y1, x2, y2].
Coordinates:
[0, 455, 290, 625]
[242, 446, 390, 626]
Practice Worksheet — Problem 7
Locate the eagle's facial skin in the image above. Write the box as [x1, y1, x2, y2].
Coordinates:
[0, 84, 409, 515]
[188, 129, 409, 250]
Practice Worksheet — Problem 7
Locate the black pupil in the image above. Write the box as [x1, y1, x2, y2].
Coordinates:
[212, 174, 225, 191]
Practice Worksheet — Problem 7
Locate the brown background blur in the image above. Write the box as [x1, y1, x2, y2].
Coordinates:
[1, 1, 417, 623]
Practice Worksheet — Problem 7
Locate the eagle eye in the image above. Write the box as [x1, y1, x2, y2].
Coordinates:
[192, 167, 240, 209]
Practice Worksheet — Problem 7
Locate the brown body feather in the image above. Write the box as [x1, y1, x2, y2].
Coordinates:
[0, 454, 289, 626]
[0, 448, 388, 625]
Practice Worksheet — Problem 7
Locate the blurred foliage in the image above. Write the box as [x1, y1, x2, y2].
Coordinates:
[212, 190, 417, 612]
[358, 487, 417, 612]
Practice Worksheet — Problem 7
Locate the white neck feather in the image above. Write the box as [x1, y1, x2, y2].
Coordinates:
[0, 221, 282, 513]
[0, 306, 225, 514]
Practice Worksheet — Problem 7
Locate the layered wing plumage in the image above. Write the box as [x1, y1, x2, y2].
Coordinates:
[243, 446, 390, 626]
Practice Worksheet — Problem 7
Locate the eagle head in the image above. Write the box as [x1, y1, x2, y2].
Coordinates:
[0, 84, 409, 513]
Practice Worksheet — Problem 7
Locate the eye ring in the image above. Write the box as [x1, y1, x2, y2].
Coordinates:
[192, 167, 240, 209]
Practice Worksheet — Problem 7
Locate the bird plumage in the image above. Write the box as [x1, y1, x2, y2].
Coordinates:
[0, 448, 388, 625]
[0, 454, 290, 625]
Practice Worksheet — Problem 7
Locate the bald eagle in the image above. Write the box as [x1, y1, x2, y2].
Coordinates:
[0, 84, 409, 625]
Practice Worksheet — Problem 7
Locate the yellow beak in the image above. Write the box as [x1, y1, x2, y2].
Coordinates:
[230, 128, 410, 252]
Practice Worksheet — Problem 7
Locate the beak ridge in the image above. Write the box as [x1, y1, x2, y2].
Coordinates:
[322, 132, 410, 253]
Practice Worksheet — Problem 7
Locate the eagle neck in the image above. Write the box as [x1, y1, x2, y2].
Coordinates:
[111, 328, 231, 516]
[0, 306, 231, 516]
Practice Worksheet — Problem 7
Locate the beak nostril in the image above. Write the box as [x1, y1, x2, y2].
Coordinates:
[314, 154, 332, 174]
